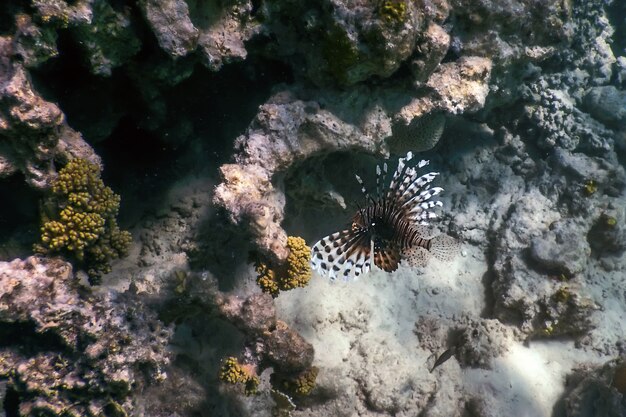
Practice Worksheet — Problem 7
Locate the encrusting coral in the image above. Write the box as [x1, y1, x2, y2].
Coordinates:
[256, 236, 312, 297]
[35, 158, 132, 284]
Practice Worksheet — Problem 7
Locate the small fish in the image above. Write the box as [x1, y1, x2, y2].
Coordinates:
[311, 152, 459, 280]
[430, 347, 456, 373]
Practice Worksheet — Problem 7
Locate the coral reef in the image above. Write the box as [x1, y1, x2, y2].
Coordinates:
[214, 56, 491, 261]
[271, 365, 319, 397]
[0, 0, 624, 415]
[0, 256, 171, 416]
[35, 158, 132, 284]
[259, 0, 430, 86]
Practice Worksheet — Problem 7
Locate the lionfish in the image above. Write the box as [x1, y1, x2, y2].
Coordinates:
[311, 152, 459, 280]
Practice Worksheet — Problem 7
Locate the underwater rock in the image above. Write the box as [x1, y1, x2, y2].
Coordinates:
[139, 0, 260, 71]
[30, 0, 141, 75]
[556, 359, 626, 417]
[70, 0, 141, 76]
[0, 41, 99, 189]
[410, 22, 451, 83]
[217, 292, 277, 336]
[216, 293, 314, 372]
[449, 0, 571, 65]
[530, 219, 591, 277]
[12, 14, 59, 68]
[265, 320, 315, 372]
[195, 0, 261, 71]
[587, 210, 626, 259]
[583, 86, 626, 127]
[0, 256, 171, 416]
[454, 318, 517, 370]
[259, 0, 427, 86]
[138, 0, 199, 58]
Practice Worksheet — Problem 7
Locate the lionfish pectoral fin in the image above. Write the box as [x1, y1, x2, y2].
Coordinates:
[374, 245, 401, 272]
[402, 245, 430, 268]
[311, 230, 372, 281]
[429, 234, 460, 262]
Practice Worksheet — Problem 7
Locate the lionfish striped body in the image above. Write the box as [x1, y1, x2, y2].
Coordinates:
[311, 152, 458, 280]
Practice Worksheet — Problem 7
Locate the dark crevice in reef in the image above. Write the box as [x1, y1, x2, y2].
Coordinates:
[0, 174, 40, 261]
[30, 29, 144, 144]
[607, 1, 626, 61]
[3, 384, 19, 417]
[0, 0, 31, 35]
[28, 15, 293, 223]
[0, 321, 69, 355]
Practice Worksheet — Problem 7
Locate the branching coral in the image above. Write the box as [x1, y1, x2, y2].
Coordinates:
[219, 356, 260, 396]
[256, 236, 312, 297]
[35, 158, 131, 284]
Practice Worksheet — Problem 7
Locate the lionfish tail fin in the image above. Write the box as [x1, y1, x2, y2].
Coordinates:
[429, 234, 460, 262]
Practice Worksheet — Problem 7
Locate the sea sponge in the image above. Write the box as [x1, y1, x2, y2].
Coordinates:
[256, 236, 312, 297]
[219, 356, 260, 396]
[36, 159, 131, 284]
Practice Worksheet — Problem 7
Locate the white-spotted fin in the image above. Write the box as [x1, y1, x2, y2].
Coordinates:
[310, 229, 373, 281]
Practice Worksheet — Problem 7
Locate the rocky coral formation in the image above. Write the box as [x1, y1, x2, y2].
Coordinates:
[0, 256, 171, 416]
[216, 293, 317, 394]
[453, 318, 517, 369]
[139, 0, 260, 70]
[214, 55, 491, 261]
[0, 37, 98, 189]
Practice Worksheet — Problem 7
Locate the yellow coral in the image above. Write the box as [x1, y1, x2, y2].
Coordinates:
[36, 159, 131, 284]
[281, 236, 312, 290]
[255, 236, 312, 297]
[219, 357, 259, 396]
[256, 262, 280, 297]
[379, 0, 407, 25]
[583, 179, 597, 196]
[272, 366, 319, 397]
[291, 366, 319, 396]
